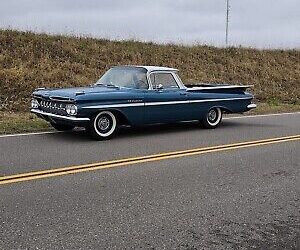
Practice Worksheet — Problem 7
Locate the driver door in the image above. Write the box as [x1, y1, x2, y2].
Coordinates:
[144, 72, 188, 124]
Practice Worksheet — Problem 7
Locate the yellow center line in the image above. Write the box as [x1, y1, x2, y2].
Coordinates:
[0, 135, 299, 185]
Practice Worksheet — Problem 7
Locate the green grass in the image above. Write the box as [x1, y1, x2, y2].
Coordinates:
[248, 103, 300, 115]
[0, 112, 51, 134]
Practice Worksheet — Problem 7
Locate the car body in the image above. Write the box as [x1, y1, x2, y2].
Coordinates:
[31, 65, 256, 139]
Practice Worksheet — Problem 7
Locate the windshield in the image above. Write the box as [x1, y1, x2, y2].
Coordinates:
[96, 67, 149, 89]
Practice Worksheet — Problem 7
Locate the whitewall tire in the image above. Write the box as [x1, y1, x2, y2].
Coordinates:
[90, 111, 117, 140]
[201, 107, 222, 129]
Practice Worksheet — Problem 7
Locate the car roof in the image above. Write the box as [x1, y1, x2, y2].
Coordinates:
[138, 66, 178, 72]
[113, 65, 178, 72]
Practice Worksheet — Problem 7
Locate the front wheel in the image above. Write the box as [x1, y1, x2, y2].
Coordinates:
[200, 108, 222, 129]
[50, 122, 75, 131]
[89, 111, 117, 140]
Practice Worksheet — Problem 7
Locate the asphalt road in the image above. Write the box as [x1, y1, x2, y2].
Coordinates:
[0, 113, 299, 249]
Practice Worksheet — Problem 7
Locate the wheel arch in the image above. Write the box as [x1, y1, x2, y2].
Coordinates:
[89, 109, 131, 126]
[209, 105, 233, 114]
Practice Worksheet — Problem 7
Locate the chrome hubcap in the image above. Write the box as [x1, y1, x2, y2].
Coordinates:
[98, 117, 110, 130]
[208, 110, 217, 122]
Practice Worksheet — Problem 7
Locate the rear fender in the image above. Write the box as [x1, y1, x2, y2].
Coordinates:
[206, 105, 233, 114]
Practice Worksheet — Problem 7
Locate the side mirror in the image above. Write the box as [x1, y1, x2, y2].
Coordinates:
[155, 84, 163, 90]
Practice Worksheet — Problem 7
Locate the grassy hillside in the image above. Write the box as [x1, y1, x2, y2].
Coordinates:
[0, 29, 299, 112]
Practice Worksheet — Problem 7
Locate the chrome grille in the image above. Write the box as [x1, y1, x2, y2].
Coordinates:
[38, 99, 68, 115]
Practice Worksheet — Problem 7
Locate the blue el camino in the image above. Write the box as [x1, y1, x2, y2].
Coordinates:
[31, 66, 256, 140]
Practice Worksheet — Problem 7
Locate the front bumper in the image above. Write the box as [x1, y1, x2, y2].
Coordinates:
[31, 109, 90, 122]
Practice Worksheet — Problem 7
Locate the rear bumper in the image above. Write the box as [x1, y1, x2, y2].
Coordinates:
[31, 109, 90, 123]
[247, 103, 257, 110]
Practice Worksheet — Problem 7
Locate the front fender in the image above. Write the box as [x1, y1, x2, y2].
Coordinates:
[78, 106, 144, 126]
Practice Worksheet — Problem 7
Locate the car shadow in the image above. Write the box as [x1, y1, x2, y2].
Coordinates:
[48, 123, 203, 142]
[117, 119, 282, 138]
[47, 118, 281, 142]
[117, 122, 200, 138]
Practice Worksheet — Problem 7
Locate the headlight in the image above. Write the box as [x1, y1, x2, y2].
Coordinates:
[66, 104, 77, 115]
[31, 99, 39, 109]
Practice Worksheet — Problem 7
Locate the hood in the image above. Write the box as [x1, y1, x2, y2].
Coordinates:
[33, 85, 121, 100]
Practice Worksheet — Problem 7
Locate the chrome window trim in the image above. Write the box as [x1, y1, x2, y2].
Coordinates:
[146, 72, 153, 90]
[114, 67, 182, 90]
[173, 73, 187, 89]
[147, 71, 185, 90]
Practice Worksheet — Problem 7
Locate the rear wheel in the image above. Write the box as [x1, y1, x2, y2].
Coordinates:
[200, 107, 222, 129]
[89, 111, 117, 140]
[50, 122, 75, 131]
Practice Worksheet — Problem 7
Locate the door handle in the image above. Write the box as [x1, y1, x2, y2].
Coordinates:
[180, 93, 187, 96]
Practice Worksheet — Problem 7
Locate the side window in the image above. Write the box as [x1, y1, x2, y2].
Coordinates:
[134, 72, 149, 89]
[151, 73, 179, 89]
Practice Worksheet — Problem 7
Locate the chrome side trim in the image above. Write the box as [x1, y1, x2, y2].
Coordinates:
[187, 85, 253, 91]
[247, 103, 257, 109]
[31, 109, 90, 122]
[83, 97, 252, 109]
[145, 101, 187, 106]
[147, 97, 252, 106]
[188, 97, 252, 104]
[83, 103, 144, 109]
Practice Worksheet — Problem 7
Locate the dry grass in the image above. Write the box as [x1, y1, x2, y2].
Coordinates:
[0, 29, 299, 113]
[0, 111, 50, 134]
